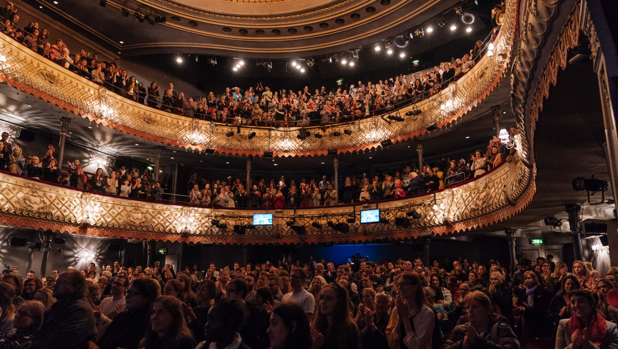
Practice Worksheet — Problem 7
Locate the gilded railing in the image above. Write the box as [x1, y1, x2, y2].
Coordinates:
[0, 0, 516, 157]
[0, 151, 535, 244]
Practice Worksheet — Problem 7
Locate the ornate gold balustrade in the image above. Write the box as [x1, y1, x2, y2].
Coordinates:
[0, 0, 516, 157]
[0, 151, 534, 244]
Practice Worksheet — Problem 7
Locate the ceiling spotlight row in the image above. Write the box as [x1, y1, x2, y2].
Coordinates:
[232, 60, 245, 72]
[290, 61, 306, 73]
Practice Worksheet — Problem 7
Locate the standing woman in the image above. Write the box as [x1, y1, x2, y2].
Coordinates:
[310, 283, 360, 349]
[516, 271, 552, 337]
[105, 171, 118, 195]
[91, 168, 106, 193]
[386, 272, 435, 349]
[573, 260, 596, 291]
[141, 296, 196, 349]
[488, 272, 514, 326]
[267, 303, 312, 349]
[555, 289, 618, 349]
[147, 82, 160, 108]
[551, 261, 568, 287]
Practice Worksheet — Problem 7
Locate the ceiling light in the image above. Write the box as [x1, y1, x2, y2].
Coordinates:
[341, 58, 347, 64]
[176, 57, 183, 63]
[233, 67, 238, 71]
[466, 136, 470, 139]
[274, 164, 278, 166]
[171, 157, 174, 159]
[321, 162, 325, 164]
[488, 43, 495, 50]
[461, 13, 475, 25]
[450, 25, 456, 31]
[53, 1, 58, 4]
[39, 5, 43, 8]
[426, 27, 433, 33]
[466, 27, 472, 33]
[349, 62, 354, 67]
[399, 52, 406, 58]
[226, 162, 229, 164]
[375, 45, 381, 51]
[291, 61, 297, 67]
[300, 68, 306, 72]
[387, 49, 393, 55]
[369, 157, 372, 159]
[135, 143, 139, 146]
[239, 60, 245, 66]
[119, 41, 124, 44]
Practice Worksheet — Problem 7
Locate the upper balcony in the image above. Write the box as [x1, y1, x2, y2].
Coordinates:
[0, 0, 516, 158]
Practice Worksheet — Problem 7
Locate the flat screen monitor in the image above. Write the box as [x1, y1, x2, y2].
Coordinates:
[253, 213, 273, 226]
[360, 209, 380, 224]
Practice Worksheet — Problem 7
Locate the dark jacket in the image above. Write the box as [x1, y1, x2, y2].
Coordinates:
[491, 284, 514, 326]
[407, 176, 425, 195]
[442, 314, 520, 349]
[97, 306, 151, 349]
[517, 286, 552, 337]
[30, 294, 97, 349]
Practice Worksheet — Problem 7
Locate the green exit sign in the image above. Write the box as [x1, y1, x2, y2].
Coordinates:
[336, 78, 343, 85]
[530, 239, 544, 245]
[158, 248, 168, 254]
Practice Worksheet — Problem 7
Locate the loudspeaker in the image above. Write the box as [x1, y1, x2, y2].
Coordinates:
[9, 237, 28, 247]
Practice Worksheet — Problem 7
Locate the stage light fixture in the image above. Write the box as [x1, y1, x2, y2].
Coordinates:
[450, 24, 456, 31]
[291, 61, 297, 67]
[349, 62, 355, 67]
[427, 27, 434, 33]
[388, 114, 404, 122]
[314, 133, 323, 139]
[436, 16, 446, 27]
[381, 139, 393, 147]
[211, 219, 220, 225]
[155, 16, 166, 23]
[145, 15, 155, 25]
[406, 109, 422, 116]
[176, 57, 183, 63]
[333, 131, 341, 137]
[226, 131, 234, 137]
[312, 222, 322, 229]
[233, 67, 238, 71]
[461, 12, 475, 25]
[307, 58, 315, 67]
[207, 57, 217, 66]
[239, 60, 245, 66]
[234, 225, 246, 235]
[387, 48, 393, 55]
[394, 34, 409, 48]
[347, 217, 356, 223]
[379, 218, 390, 224]
[134, 11, 144, 23]
[344, 129, 352, 135]
[426, 123, 437, 131]
[399, 52, 406, 58]
[544, 216, 562, 228]
[466, 27, 472, 33]
[248, 132, 256, 139]
[414, 28, 424, 38]
[291, 224, 307, 235]
[341, 58, 347, 65]
[406, 211, 421, 219]
[395, 217, 410, 228]
[375, 45, 381, 51]
[121, 8, 130, 16]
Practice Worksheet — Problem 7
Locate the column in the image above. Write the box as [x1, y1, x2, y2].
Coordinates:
[39, 230, 54, 278]
[492, 105, 502, 138]
[172, 163, 178, 203]
[57, 117, 71, 168]
[417, 142, 424, 170]
[334, 157, 339, 205]
[505, 228, 517, 274]
[246, 157, 252, 190]
[566, 204, 583, 260]
[146, 240, 155, 267]
[154, 147, 163, 182]
[424, 238, 431, 267]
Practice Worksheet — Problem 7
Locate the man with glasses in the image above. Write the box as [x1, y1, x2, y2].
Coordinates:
[29, 269, 96, 349]
[282, 269, 315, 322]
[268, 276, 284, 302]
[98, 276, 127, 319]
[97, 278, 159, 349]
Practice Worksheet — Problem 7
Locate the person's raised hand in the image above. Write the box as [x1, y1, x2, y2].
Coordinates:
[310, 329, 324, 349]
[263, 301, 273, 314]
[115, 303, 126, 314]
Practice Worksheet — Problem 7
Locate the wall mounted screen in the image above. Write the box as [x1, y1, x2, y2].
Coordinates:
[253, 213, 273, 226]
[360, 209, 380, 224]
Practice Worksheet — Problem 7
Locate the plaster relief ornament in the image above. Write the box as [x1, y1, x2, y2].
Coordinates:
[126, 209, 148, 225]
[20, 189, 48, 211]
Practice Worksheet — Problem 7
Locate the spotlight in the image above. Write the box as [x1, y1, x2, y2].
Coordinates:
[329, 223, 349, 233]
[176, 57, 183, 63]
[344, 129, 352, 135]
[134, 11, 144, 23]
[426, 123, 437, 131]
[248, 132, 256, 139]
[381, 139, 393, 147]
[208, 57, 217, 66]
[406, 211, 421, 219]
[217, 222, 227, 229]
[388, 114, 404, 122]
[450, 24, 456, 31]
[466, 27, 472, 33]
[226, 131, 234, 137]
[461, 12, 475, 25]
[239, 60, 245, 66]
[291, 61, 297, 67]
[296, 64, 302, 70]
[297, 129, 310, 140]
[312, 222, 322, 229]
[121, 8, 130, 16]
[385, 42, 393, 55]
[99, 0, 107, 6]
[145, 15, 155, 25]
[414, 28, 424, 38]
[394, 34, 409, 48]
[436, 17, 446, 27]
[573, 176, 611, 205]
[291, 224, 307, 235]
[211, 219, 220, 225]
[155, 16, 166, 23]
[233, 67, 238, 71]
[347, 217, 356, 223]
[341, 58, 347, 65]
[333, 131, 341, 137]
[406, 109, 421, 116]
[307, 58, 315, 67]
[375, 45, 381, 51]
[544, 216, 562, 228]
[233, 225, 246, 235]
[399, 52, 406, 58]
[387, 48, 393, 55]
[314, 133, 323, 139]
[427, 27, 434, 33]
[349, 62, 355, 67]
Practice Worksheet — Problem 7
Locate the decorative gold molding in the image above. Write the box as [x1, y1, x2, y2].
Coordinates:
[0, 154, 534, 244]
[0, 0, 516, 157]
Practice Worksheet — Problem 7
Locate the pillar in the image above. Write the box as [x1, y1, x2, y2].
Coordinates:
[334, 157, 339, 205]
[146, 240, 155, 268]
[424, 238, 431, 267]
[566, 204, 583, 260]
[39, 230, 54, 278]
[57, 117, 71, 168]
[172, 163, 178, 203]
[417, 142, 424, 171]
[492, 105, 503, 138]
[505, 228, 517, 274]
[246, 157, 252, 190]
[154, 147, 163, 182]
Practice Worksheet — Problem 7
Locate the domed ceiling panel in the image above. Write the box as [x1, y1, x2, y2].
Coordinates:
[161, 0, 341, 16]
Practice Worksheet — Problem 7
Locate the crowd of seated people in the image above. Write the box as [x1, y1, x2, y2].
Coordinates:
[0, 129, 510, 207]
[0, 2, 493, 127]
[184, 135, 510, 208]
[1, 252, 617, 349]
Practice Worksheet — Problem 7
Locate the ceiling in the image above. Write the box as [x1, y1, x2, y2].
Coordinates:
[21, 0, 494, 58]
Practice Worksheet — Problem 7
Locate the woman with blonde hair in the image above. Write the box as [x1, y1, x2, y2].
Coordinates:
[488, 271, 513, 326]
[573, 260, 596, 291]
[33, 287, 56, 310]
[8, 146, 25, 175]
[551, 261, 568, 285]
[309, 275, 328, 308]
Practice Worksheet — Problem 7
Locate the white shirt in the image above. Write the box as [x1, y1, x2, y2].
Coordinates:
[282, 289, 315, 314]
[99, 296, 126, 317]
